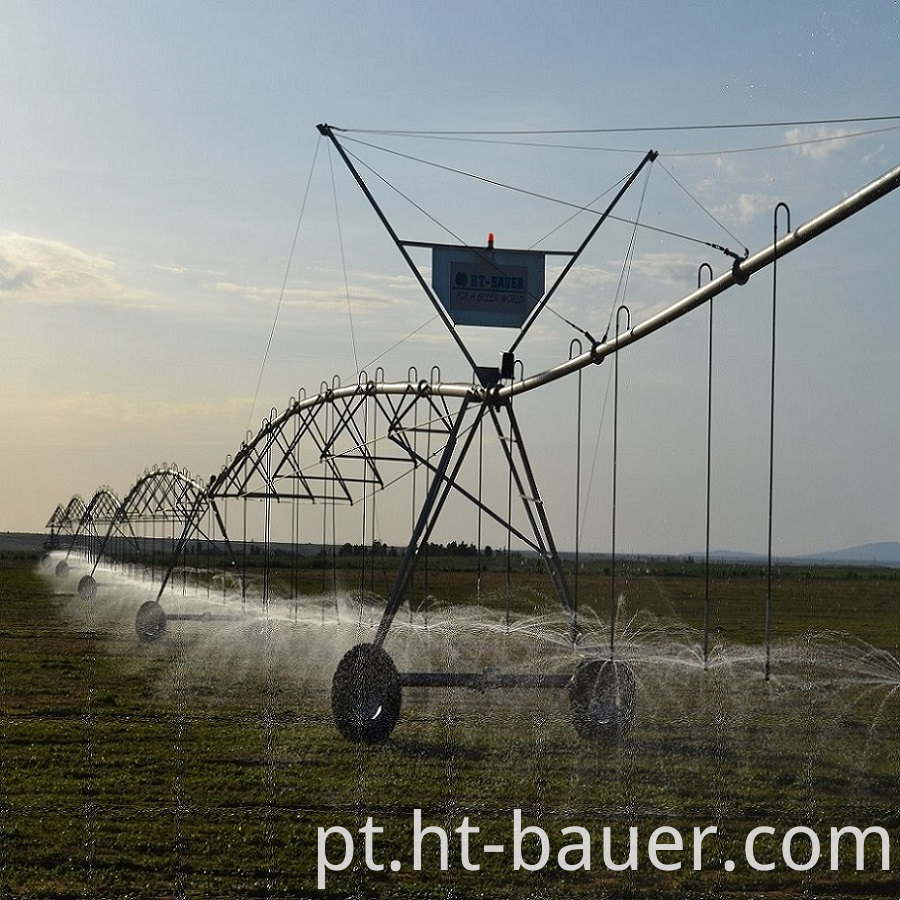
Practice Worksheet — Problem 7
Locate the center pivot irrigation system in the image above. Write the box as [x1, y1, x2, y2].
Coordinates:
[48, 123, 900, 744]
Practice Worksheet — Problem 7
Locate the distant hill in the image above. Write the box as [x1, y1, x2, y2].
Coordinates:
[792, 541, 900, 566]
[705, 542, 900, 567]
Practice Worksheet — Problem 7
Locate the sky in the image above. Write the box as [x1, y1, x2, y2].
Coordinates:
[1, 0, 899, 558]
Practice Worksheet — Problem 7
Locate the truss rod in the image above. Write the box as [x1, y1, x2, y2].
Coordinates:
[390, 407, 554, 557]
[318, 123, 480, 372]
[374, 396, 475, 646]
[508, 148, 658, 354]
[486, 401, 578, 642]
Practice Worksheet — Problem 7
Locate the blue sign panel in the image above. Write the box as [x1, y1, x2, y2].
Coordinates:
[432, 247, 546, 328]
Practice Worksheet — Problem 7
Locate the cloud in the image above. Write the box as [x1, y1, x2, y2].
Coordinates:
[548, 263, 620, 292]
[736, 192, 772, 222]
[712, 192, 772, 225]
[561, 253, 699, 295]
[0, 232, 150, 306]
[212, 269, 421, 312]
[862, 144, 886, 165]
[56, 391, 250, 427]
[631, 251, 706, 289]
[715, 156, 738, 175]
[785, 125, 853, 160]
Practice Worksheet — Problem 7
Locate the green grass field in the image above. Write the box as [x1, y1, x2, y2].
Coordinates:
[2, 553, 900, 898]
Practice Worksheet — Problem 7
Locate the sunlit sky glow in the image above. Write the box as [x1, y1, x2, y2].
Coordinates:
[2, 0, 899, 557]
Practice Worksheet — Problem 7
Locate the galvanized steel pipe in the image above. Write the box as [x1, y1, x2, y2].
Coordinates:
[499, 161, 900, 400]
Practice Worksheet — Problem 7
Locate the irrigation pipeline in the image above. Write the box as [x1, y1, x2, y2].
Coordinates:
[500, 161, 900, 400]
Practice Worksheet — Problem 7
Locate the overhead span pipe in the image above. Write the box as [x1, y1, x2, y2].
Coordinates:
[500, 161, 900, 400]
[216, 159, 900, 477]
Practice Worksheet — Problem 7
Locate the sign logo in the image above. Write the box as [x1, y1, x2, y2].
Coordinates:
[432, 247, 545, 328]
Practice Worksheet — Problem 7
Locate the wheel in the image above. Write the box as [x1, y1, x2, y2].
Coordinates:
[331, 643, 402, 744]
[135, 600, 167, 643]
[55, 560, 69, 579]
[569, 658, 636, 742]
[78, 575, 97, 601]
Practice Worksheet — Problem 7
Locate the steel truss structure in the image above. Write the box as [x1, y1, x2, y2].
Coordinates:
[45, 490, 120, 577]
[44, 495, 89, 576]
[58, 467, 234, 611]
[47, 125, 900, 743]
[214, 376, 576, 626]
[45, 495, 86, 546]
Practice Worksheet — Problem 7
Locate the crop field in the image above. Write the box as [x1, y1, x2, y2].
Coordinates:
[2, 552, 900, 898]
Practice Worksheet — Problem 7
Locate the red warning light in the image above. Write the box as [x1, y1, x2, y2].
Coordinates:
[487, 232, 495, 249]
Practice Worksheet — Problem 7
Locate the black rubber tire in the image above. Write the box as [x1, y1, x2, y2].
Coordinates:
[135, 600, 167, 644]
[569, 658, 636, 742]
[55, 560, 69, 579]
[331, 643, 402, 744]
[78, 575, 97, 601]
